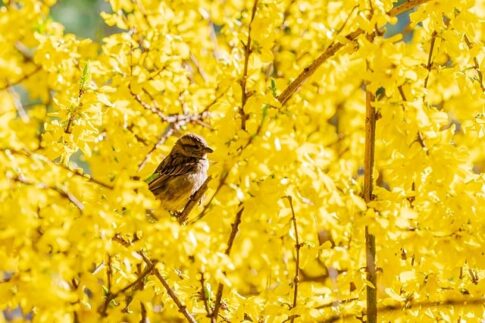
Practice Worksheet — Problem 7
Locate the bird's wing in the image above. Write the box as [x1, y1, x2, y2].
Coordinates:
[148, 155, 199, 194]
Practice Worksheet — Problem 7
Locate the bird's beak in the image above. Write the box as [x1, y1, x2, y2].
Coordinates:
[204, 146, 214, 153]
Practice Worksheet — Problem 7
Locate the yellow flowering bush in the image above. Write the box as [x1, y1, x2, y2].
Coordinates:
[0, 0, 483, 321]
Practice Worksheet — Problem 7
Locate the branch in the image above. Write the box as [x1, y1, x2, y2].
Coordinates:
[200, 272, 212, 318]
[139, 252, 197, 323]
[285, 196, 301, 323]
[239, 0, 259, 130]
[363, 79, 377, 322]
[365, 227, 377, 322]
[276, 0, 432, 106]
[65, 64, 89, 134]
[424, 31, 437, 89]
[211, 206, 244, 320]
[363, 86, 376, 202]
[178, 176, 212, 224]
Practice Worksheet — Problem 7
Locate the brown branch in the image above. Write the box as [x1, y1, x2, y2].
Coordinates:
[464, 35, 485, 92]
[276, 30, 362, 106]
[140, 302, 147, 323]
[276, 0, 432, 106]
[65, 66, 89, 134]
[130, 84, 172, 122]
[107, 255, 113, 293]
[239, 0, 259, 130]
[211, 206, 244, 321]
[363, 87, 376, 202]
[178, 176, 212, 224]
[424, 31, 437, 89]
[139, 252, 197, 323]
[398, 85, 407, 101]
[364, 76, 377, 322]
[365, 227, 377, 322]
[200, 272, 212, 318]
[0, 65, 41, 91]
[285, 196, 301, 323]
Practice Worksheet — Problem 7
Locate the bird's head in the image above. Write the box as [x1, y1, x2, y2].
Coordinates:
[172, 133, 213, 158]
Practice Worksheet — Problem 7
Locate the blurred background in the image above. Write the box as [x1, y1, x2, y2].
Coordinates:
[51, 0, 110, 40]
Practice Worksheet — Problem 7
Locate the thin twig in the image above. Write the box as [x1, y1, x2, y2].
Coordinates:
[200, 272, 212, 318]
[211, 206, 244, 321]
[424, 31, 437, 89]
[363, 86, 376, 202]
[178, 176, 212, 224]
[0, 65, 42, 91]
[398, 85, 407, 101]
[107, 255, 113, 293]
[139, 252, 197, 323]
[364, 78, 377, 323]
[285, 196, 301, 323]
[365, 227, 377, 322]
[65, 66, 89, 134]
[239, 0, 259, 130]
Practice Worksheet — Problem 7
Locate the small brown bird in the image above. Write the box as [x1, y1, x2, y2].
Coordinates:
[147, 133, 213, 212]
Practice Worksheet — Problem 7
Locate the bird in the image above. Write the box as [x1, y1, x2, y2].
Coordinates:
[147, 133, 213, 212]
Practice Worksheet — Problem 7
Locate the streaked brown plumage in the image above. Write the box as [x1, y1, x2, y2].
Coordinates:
[148, 134, 212, 212]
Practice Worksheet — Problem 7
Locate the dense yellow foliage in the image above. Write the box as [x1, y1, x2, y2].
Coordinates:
[0, 0, 484, 322]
